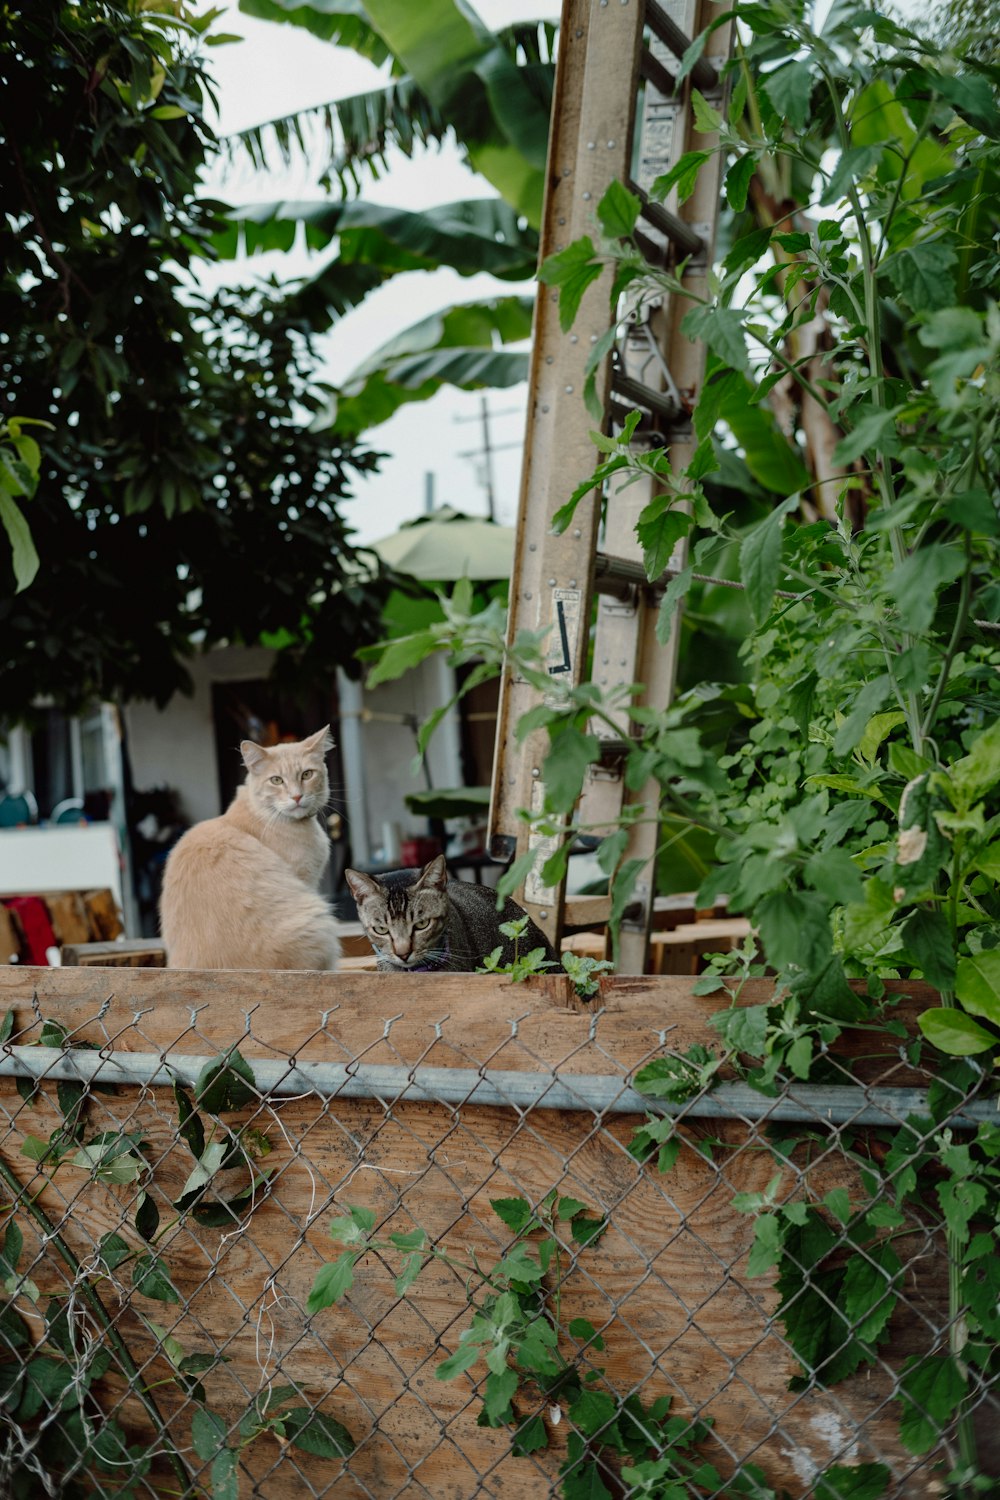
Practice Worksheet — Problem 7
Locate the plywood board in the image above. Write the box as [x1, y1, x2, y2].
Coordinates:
[0, 970, 966, 1497]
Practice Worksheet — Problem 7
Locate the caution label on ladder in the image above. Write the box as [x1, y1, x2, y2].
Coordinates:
[545, 587, 582, 689]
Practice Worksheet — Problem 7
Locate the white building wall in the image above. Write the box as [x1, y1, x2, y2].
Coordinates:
[124, 645, 275, 826]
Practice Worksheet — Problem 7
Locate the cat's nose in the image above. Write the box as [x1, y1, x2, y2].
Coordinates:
[392, 940, 411, 959]
[292, 794, 302, 804]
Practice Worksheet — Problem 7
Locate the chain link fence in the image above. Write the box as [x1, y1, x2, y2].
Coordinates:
[0, 967, 996, 1498]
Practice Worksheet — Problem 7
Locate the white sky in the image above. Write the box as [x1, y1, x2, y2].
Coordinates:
[196, 2, 558, 546]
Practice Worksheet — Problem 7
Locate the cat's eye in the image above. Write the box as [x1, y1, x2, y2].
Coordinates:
[301, 769, 314, 779]
[415, 920, 432, 930]
[269, 776, 284, 785]
[371, 924, 388, 936]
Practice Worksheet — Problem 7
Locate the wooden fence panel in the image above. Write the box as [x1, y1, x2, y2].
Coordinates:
[0, 969, 981, 1497]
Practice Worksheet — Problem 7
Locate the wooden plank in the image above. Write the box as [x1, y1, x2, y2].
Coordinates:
[0, 966, 939, 1082]
[0, 972, 954, 1496]
[36, 890, 91, 944]
[60, 939, 167, 968]
[0, 902, 22, 964]
[82, 886, 124, 940]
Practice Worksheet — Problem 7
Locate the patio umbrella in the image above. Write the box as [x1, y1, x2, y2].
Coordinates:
[369, 506, 514, 582]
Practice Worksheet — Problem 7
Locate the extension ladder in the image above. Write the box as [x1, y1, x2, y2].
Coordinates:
[487, 0, 733, 972]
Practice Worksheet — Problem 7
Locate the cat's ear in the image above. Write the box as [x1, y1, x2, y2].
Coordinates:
[416, 854, 448, 891]
[345, 868, 380, 904]
[240, 740, 269, 774]
[303, 724, 334, 756]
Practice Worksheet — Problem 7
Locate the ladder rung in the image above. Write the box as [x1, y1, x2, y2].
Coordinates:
[595, 552, 648, 597]
[597, 736, 633, 760]
[628, 181, 704, 258]
[639, 46, 677, 99]
[645, 0, 719, 91]
[564, 894, 611, 928]
[633, 227, 670, 268]
[611, 370, 681, 421]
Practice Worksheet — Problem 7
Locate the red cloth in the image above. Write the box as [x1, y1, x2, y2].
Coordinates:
[2, 897, 58, 965]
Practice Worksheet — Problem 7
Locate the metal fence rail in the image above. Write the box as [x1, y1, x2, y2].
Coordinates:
[0, 968, 996, 1499]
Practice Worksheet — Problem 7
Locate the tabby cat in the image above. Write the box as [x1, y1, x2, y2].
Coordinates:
[159, 726, 340, 971]
[345, 854, 559, 973]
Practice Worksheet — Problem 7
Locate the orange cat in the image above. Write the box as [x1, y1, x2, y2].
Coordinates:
[159, 726, 340, 970]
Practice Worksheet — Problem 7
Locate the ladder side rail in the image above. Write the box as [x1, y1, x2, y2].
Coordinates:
[612, 0, 733, 972]
[488, 0, 647, 945]
[575, 0, 730, 969]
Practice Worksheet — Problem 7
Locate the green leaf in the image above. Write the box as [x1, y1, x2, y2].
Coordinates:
[557, 1196, 588, 1221]
[482, 1366, 518, 1425]
[955, 951, 1000, 1026]
[210, 1446, 238, 1500]
[132, 1253, 180, 1304]
[542, 727, 601, 814]
[568, 1387, 617, 1437]
[814, 1462, 891, 1500]
[1, 1221, 23, 1278]
[756, 890, 832, 974]
[436, 1340, 482, 1381]
[175, 1139, 229, 1207]
[842, 1243, 900, 1343]
[832, 406, 899, 467]
[898, 1355, 966, 1454]
[832, 675, 891, 757]
[560, 1452, 614, 1500]
[885, 239, 958, 313]
[491, 1197, 536, 1233]
[394, 1251, 425, 1297]
[747, 1213, 783, 1277]
[655, 566, 695, 645]
[512, 1411, 549, 1455]
[682, 304, 750, 373]
[538, 237, 602, 334]
[822, 144, 882, 205]
[723, 226, 772, 276]
[917, 1008, 995, 1056]
[938, 1175, 987, 1245]
[365, 628, 438, 688]
[191, 1406, 227, 1462]
[597, 180, 640, 238]
[135, 1189, 160, 1242]
[568, 1317, 604, 1350]
[389, 1228, 427, 1251]
[194, 1049, 256, 1114]
[635, 501, 691, 581]
[691, 90, 723, 133]
[282, 1406, 355, 1458]
[17, 1355, 76, 1420]
[858, 711, 906, 766]
[651, 150, 712, 205]
[804, 848, 864, 906]
[571, 1214, 606, 1247]
[763, 60, 814, 130]
[0, 491, 40, 591]
[307, 1253, 359, 1313]
[951, 719, 1000, 803]
[900, 910, 956, 992]
[710, 1004, 769, 1057]
[725, 153, 757, 212]
[174, 1082, 205, 1159]
[739, 497, 798, 626]
[887, 544, 967, 635]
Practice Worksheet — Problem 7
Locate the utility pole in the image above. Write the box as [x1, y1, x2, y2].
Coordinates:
[454, 401, 523, 521]
[479, 396, 496, 521]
